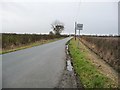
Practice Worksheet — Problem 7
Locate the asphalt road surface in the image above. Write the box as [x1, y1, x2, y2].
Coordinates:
[2, 37, 72, 88]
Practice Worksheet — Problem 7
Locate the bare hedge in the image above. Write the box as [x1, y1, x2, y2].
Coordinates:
[2, 33, 68, 49]
[80, 36, 119, 73]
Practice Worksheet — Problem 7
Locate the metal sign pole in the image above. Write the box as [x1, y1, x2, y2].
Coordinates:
[75, 23, 83, 41]
[77, 30, 80, 47]
[75, 22, 77, 40]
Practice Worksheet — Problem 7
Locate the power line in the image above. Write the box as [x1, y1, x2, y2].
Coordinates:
[75, 0, 81, 21]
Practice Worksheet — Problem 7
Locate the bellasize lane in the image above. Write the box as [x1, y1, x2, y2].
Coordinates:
[2, 37, 72, 88]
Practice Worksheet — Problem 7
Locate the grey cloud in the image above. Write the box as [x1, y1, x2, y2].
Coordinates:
[1, 2, 118, 35]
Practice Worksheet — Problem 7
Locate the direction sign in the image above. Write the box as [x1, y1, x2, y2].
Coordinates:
[76, 24, 83, 30]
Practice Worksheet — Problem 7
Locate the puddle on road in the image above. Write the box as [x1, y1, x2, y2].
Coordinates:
[66, 44, 73, 71]
[67, 60, 73, 71]
[66, 45, 68, 50]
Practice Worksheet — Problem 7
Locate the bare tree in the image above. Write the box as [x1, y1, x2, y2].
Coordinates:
[51, 20, 64, 35]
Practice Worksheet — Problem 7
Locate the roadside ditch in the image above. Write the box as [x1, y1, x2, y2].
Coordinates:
[57, 39, 83, 88]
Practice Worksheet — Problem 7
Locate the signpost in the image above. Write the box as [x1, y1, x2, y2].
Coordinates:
[74, 22, 83, 47]
[75, 22, 83, 40]
[75, 22, 76, 40]
[76, 24, 83, 30]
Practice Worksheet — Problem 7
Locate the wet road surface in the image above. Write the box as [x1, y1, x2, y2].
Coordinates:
[2, 37, 71, 88]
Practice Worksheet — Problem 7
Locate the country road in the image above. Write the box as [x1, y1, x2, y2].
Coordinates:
[2, 37, 72, 88]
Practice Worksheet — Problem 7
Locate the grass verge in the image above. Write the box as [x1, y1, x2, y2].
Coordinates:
[68, 38, 118, 88]
[1, 38, 64, 54]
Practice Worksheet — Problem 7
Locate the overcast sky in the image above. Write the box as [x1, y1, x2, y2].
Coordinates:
[0, 0, 119, 35]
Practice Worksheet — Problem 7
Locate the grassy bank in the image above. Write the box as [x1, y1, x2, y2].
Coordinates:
[1, 38, 64, 54]
[68, 38, 118, 88]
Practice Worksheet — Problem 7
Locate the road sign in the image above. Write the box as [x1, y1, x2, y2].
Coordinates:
[76, 24, 83, 30]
